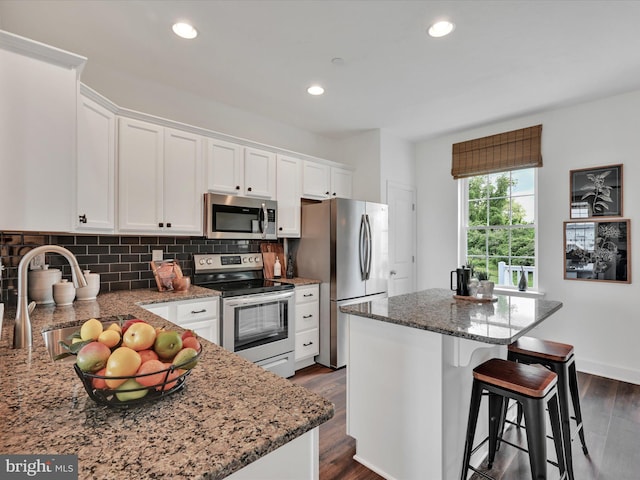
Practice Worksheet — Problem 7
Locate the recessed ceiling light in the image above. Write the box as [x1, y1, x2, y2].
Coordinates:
[307, 85, 325, 96]
[172, 22, 198, 39]
[428, 20, 455, 38]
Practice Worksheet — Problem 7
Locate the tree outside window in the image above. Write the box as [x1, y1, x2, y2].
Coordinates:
[465, 169, 536, 287]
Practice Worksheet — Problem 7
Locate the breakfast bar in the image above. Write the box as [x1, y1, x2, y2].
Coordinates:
[340, 288, 562, 480]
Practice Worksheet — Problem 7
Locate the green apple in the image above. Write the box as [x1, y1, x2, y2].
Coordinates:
[172, 347, 199, 370]
[76, 341, 111, 372]
[115, 378, 148, 402]
[154, 331, 183, 360]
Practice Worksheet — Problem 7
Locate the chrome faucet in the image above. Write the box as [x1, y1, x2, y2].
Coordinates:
[14, 245, 87, 348]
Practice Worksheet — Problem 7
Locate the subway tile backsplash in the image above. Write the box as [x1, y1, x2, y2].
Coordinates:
[0, 231, 270, 305]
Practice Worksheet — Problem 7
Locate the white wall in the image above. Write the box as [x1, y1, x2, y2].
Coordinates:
[414, 89, 640, 384]
[337, 129, 381, 202]
[380, 129, 415, 203]
[83, 63, 341, 162]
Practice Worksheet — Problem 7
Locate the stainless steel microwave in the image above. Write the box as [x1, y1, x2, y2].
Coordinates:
[204, 193, 277, 240]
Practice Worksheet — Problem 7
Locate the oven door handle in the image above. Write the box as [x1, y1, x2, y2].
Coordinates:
[223, 290, 294, 307]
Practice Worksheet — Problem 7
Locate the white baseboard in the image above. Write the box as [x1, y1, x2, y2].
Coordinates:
[577, 357, 640, 385]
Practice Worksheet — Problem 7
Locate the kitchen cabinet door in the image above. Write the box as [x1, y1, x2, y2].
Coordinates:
[163, 128, 203, 235]
[0, 31, 85, 232]
[276, 154, 301, 237]
[118, 117, 164, 233]
[330, 166, 353, 199]
[244, 147, 276, 199]
[294, 284, 319, 369]
[76, 93, 116, 232]
[205, 138, 243, 195]
[302, 160, 331, 200]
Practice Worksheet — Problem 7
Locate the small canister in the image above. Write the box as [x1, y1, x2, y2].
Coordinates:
[53, 279, 76, 306]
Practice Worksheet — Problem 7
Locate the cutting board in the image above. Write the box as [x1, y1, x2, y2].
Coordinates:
[261, 243, 285, 279]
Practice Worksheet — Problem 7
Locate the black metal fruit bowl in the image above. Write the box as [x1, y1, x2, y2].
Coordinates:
[73, 346, 202, 407]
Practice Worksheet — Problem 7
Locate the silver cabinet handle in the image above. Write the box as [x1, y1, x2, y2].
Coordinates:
[191, 309, 206, 314]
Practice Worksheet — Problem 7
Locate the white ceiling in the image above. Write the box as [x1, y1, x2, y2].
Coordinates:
[2, 0, 640, 141]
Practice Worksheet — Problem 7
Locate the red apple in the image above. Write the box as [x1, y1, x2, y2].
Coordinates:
[182, 336, 201, 352]
[121, 319, 147, 335]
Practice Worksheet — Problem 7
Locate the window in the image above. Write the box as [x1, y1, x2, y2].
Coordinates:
[462, 168, 536, 288]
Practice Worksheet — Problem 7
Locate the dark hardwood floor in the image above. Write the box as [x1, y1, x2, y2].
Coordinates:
[290, 365, 640, 480]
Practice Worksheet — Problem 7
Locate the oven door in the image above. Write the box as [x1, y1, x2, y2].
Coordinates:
[222, 290, 295, 363]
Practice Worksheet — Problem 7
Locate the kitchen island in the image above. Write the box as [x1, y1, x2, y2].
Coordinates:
[340, 288, 562, 480]
[0, 287, 333, 479]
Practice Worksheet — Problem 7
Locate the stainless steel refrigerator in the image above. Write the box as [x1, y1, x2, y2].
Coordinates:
[297, 198, 388, 368]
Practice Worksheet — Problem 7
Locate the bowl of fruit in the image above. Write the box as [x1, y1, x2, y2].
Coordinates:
[59, 317, 202, 407]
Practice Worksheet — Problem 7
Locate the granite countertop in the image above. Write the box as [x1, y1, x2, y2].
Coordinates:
[340, 288, 563, 345]
[0, 287, 334, 479]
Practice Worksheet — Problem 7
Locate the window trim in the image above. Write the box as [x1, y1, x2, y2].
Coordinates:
[458, 168, 539, 291]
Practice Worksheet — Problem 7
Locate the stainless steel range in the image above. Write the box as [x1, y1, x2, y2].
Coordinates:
[192, 253, 295, 378]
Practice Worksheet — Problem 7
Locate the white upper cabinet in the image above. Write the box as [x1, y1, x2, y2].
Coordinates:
[163, 128, 204, 234]
[118, 117, 203, 235]
[0, 31, 86, 233]
[302, 160, 353, 200]
[330, 166, 353, 199]
[302, 160, 331, 200]
[206, 139, 276, 199]
[76, 93, 115, 232]
[205, 138, 243, 195]
[276, 155, 301, 237]
[244, 147, 276, 199]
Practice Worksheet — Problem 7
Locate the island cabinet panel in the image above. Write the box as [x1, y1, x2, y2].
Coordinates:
[348, 314, 502, 480]
[227, 428, 319, 480]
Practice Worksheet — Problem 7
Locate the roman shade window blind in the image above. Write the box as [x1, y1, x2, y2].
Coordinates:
[451, 124, 542, 179]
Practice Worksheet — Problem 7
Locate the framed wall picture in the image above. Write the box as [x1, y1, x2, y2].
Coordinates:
[564, 219, 630, 283]
[570, 164, 623, 218]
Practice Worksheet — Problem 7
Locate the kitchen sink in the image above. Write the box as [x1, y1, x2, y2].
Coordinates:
[42, 324, 86, 362]
[41, 315, 134, 362]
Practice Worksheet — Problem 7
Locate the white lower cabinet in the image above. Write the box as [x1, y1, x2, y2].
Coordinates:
[294, 284, 319, 370]
[142, 297, 219, 345]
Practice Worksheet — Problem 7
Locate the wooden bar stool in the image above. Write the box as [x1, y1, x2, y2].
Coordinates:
[507, 337, 588, 480]
[460, 358, 567, 480]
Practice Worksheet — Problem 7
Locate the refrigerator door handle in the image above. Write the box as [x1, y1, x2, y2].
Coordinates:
[359, 214, 367, 280]
[364, 214, 372, 280]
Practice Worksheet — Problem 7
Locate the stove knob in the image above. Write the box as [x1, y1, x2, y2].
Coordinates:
[206, 258, 213, 265]
[247, 257, 253, 263]
[199, 258, 206, 265]
[255, 256, 261, 263]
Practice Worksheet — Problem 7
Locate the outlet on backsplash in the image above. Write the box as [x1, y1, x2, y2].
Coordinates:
[152, 250, 163, 262]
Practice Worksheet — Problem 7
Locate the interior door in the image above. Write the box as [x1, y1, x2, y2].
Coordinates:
[387, 181, 416, 296]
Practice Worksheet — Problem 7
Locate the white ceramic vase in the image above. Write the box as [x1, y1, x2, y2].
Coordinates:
[53, 279, 76, 306]
[75, 270, 100, 301]
[28, 266, 62, 305]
